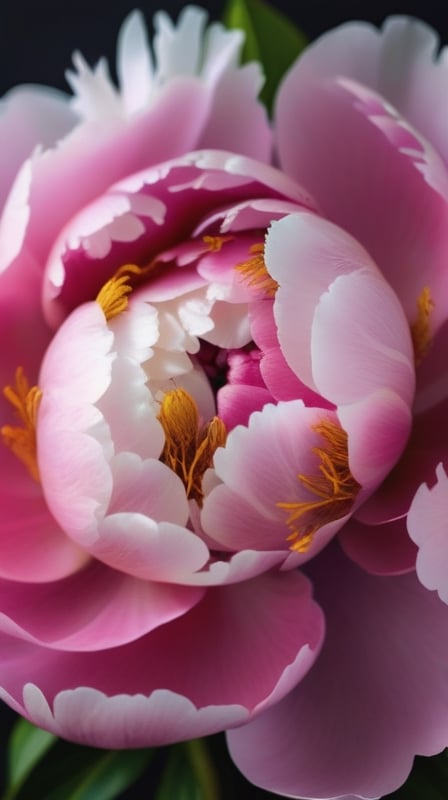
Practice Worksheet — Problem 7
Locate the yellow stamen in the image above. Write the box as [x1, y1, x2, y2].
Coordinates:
[277, 419, 361, 553]
[1, 367, 42, 481]
[96, 262, 158, 321]
[203, 235, 234, 252]
[411, 286, 434, 365]
[158, 388, 227, 506]
[235, 243, 279, 297]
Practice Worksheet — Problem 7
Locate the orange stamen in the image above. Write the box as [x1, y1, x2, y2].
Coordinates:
[203, 235, 234, 252]
[277, 419, 361, 553]
[411, 286, 434, 365]
[235, 243, 279, 297]
[1, 367, 42, 481]
[158, 388, 227, 506]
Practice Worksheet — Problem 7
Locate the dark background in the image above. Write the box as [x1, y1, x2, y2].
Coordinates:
[1, 0, 448, 796]
[1, 0, 448, 96]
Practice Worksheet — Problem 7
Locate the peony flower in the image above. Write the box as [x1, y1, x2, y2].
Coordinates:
[225, 14, 448, 800]
[2, 8, 448, 800]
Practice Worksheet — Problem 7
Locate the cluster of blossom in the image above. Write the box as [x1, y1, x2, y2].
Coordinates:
[1, 7, 448, 799]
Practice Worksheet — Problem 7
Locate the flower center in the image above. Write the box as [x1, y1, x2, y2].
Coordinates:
[235, 243, 279, 297]
[411, 286, 434, 365]
[277, 419, 361, 553]
[1, 367, 42, 481]
[158, 387, 227, 506]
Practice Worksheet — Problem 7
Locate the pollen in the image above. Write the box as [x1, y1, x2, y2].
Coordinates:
[158, 387, 227, 506]
[235, 243, 279, 297]
[203, 235, 234, 252]
[1, 367, 42, 481]
[96, 262, 158, 321]
[411, 286, 434, 365]
[277, 419, 361, 553]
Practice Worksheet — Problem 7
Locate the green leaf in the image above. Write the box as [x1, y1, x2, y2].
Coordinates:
[7, 718, 57, 796]
[5, 737, 153, 800]
[155, 740, 220, 800]
[223, 0, 307, 113]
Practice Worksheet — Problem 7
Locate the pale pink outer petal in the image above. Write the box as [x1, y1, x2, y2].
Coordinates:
[0, 570, 324, 747]
[228, 542, 448, 800]
[407, 463, 448, 603]
[267, 213, 414, 400]
[0, 561, 203, 651]
[276, 16, 448, 171]
[276, 39, 448, 326]
[0, 85, 77, 210]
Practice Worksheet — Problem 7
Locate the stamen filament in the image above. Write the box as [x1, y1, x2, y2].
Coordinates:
[235, 243, 279, 297]
[277, 419, 361, 553]
[158, 388, 227, 506]
[1, 367, 42, 481]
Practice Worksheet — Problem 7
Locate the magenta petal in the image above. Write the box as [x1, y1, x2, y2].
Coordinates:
[0, 492, 88, 582]
[228, 542, 448, 799]
[0, 569, 324, 747]
[0, 561, 203, 651]
[339, 516, 417, 576]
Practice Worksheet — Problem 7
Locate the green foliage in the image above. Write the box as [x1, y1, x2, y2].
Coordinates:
[222, 0, 307, 114]
[4, 719, 153, 800]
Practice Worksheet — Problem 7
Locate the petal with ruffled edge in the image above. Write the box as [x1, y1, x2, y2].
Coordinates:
[407, 463, 448, 604]
[202, 401, 353, 561]
[228, 542, 448, 800]
[276, 46, 448, 328]
[0, 569, 324, 747]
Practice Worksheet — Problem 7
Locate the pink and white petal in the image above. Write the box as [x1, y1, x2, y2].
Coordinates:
[339, 516, 417, 576]
[0, 492, 89, 582]
[338, 389, 413, 490]
[94, 515, 210, 582]
[217, 384, 273, 429]
[311, 269, 414, 407]
[356, 396, 448, 525]
[180, 549, 288, 586]
[0, 85, 77, 211]
[203, 402, 347, 554]
[408, 463, 448, 603]
[209, 401, 329, 516]
[267, 213, 383, 392]
[25, 80, 212, 275]
[116, 11, 154, 115]
[197, 61, 272, 162]
[23, 685, 249, 748]
[0, 561, 203, 651]
[276, 67, 448, 324]
[228, 542, 448, 800]
[39, 303, 114, 403]
[38, 396, 113, 545]
[97, 358, 164, 460]
[108, 453, 188, 523]
[2, 568, 323, 746]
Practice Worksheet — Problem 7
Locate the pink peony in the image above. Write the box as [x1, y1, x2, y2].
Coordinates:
[1, 9, 448, 800]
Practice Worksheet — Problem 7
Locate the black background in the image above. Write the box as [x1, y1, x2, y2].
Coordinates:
[1, 0, 448, 796]
[1, 0, 448, 96]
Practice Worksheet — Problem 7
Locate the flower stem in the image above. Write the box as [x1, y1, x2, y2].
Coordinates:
[183, 738, 221, 800]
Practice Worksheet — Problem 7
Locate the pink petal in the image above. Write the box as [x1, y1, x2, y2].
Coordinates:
[408, 463, 448, 603]
[0, 561, 203, 651]
[0, 569, 324, 746]
[228, 542, 448, 799]
[276, 54, 448, 328]
[339, 516, 417, 576]
[0, 492, 88, 582]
